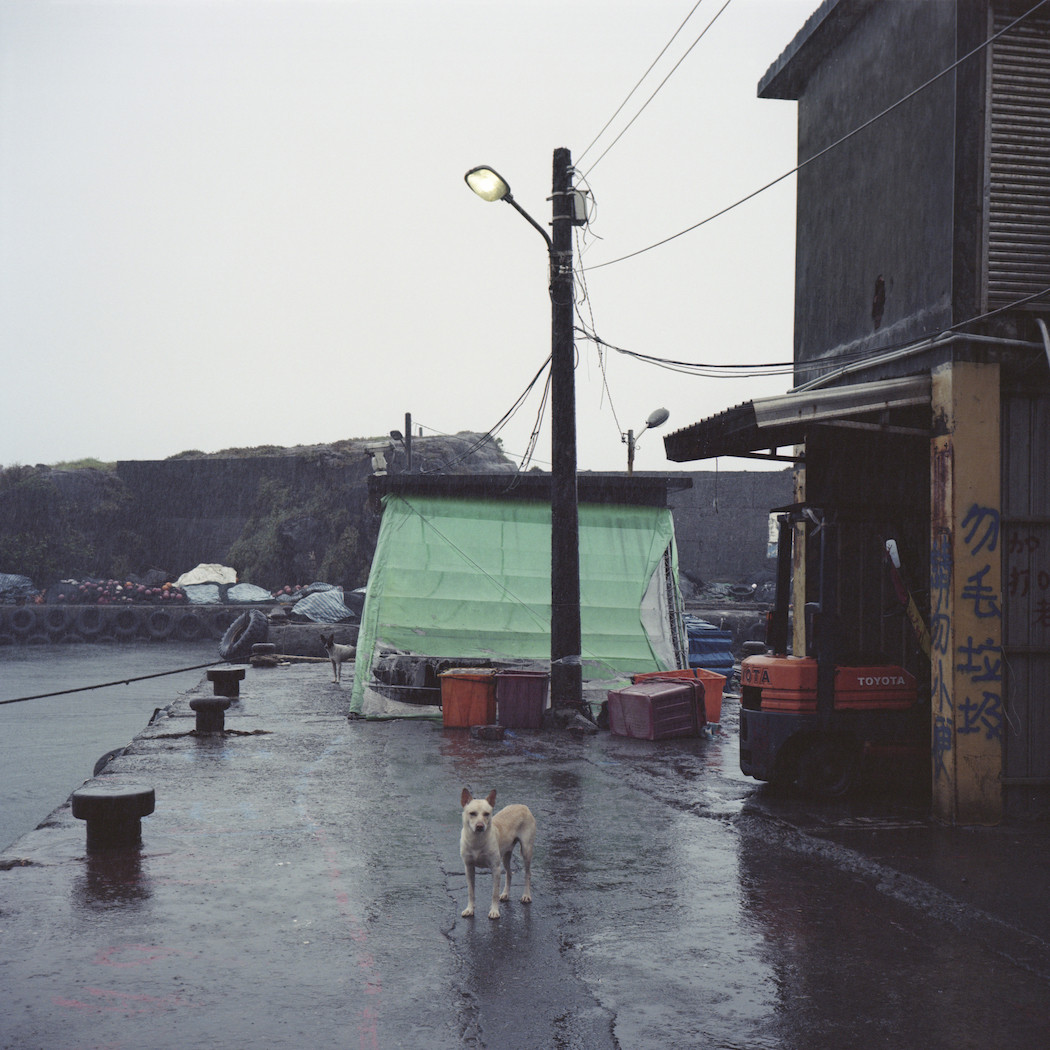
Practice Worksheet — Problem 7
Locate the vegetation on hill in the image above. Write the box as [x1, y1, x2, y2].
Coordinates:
[0, 434, 515, 590]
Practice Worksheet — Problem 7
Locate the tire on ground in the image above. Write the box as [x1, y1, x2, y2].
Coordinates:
[218, 609, 269, 663]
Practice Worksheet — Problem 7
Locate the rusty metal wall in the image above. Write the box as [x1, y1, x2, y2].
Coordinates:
[1001, 389, 1050, 799]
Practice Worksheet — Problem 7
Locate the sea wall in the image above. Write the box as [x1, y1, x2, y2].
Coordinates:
[667, 469, 791, 592]
[0, 603, 256, 646]
[0, 445, 792, 611]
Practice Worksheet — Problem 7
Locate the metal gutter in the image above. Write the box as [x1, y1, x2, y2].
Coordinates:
[793, 331, 1044, 392]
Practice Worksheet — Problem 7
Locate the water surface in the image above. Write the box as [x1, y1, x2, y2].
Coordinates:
[0, 641, 218, 850]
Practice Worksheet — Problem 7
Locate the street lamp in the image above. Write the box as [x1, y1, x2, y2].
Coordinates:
[465, 149, 583, 710]
[390, 412, 414, 472]
[626, 408, 670, 476]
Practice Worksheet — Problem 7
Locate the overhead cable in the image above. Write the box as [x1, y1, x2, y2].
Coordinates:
[577, 324, 795, 378]
[573, 224, 628, 443]
[586, 0, 1050, 271]
[581, 0, 735, 179]
[412, 354, 553, 473]
[576, 282, 1050, 382]
[518, 364, 553, 472]
[577, 0, 717, 170]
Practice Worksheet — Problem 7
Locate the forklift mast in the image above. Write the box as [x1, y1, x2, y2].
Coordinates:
[766, 505, 838, 728]
[740, 504, 925, 795]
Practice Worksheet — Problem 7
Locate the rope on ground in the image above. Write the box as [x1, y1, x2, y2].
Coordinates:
[0, 661, 226, 706]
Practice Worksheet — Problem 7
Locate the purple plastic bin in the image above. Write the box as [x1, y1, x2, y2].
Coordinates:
[496, 671, 550, 729]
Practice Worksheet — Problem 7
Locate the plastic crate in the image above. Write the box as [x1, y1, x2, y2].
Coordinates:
[439, 670, 497, 727]
[632, 667, 727, 725]
[496, 670, 549, 729]
[606, 680, 704, 740]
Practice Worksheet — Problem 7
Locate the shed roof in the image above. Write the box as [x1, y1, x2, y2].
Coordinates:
[367, 472, 691, 511]
[662, 374, 932, 463]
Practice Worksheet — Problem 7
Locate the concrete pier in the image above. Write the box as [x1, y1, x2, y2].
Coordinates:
[1, 663, 1049, 1049]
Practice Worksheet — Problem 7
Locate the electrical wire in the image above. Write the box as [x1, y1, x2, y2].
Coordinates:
[573, 223, 627, 445]
[575, 282, 1050, 385]
[577, 0, 712, 169]
[576, 322, 794, 379]
[519, 364, 553, 472]
[414, 419, 553, 473]
[581, 0, 735, 179]
[410, 353, 553, 474]
[585, 0, 1050, 271]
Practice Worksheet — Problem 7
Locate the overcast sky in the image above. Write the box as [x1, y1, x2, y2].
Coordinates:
[0, 0, 816, 473]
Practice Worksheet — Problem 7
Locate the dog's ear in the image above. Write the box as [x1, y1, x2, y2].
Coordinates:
[460, 788, 472, 808]
[486, 789, 497, 807]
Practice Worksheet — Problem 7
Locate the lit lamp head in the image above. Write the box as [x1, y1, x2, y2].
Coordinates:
[464, 166, 512, 202]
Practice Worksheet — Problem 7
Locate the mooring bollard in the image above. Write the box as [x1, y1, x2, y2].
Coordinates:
[206, 667, 246, 698]
[189, 696, 233, 733]
[71, 782, 155, 850]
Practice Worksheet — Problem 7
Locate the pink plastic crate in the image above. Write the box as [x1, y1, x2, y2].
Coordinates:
[606, 680, 704, 740]
[632, 668, 726, 725]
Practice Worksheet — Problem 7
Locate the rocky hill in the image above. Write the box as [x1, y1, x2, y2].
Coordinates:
[0, 436, 792, 609]
[0, 433, 514, 591]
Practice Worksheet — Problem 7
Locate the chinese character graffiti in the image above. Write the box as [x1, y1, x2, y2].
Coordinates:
[932, 503, 1006, 780]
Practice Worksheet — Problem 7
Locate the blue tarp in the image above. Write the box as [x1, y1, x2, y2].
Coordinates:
[292, 588, 356, 624]
[0, 574, 38, 602]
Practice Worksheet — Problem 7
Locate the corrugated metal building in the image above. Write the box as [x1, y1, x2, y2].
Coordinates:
[665, 0, 1050, 823]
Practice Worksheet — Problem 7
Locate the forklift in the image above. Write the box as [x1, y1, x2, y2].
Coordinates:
[739, 504, 927, 796]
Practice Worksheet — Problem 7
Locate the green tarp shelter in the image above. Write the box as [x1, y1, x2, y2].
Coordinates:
[349, 492, 687, 719]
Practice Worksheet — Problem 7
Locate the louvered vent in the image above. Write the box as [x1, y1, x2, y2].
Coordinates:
[987, 11, 1050, 311]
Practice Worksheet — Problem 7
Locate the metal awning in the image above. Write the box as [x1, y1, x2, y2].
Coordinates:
[663, 374, 932, 463]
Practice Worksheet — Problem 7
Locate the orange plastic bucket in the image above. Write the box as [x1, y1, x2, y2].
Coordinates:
[439, 670, 498, 727]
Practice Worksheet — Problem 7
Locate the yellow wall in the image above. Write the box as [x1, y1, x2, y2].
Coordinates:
[930, 361, 1003, 824]
[792, 463, 806, 657]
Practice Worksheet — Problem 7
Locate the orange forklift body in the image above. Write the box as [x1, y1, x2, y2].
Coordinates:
[740, 656, 916, 712]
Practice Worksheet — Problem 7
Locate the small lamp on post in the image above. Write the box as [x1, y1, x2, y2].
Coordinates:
[626, 408, 670, 476]
[390, 412, 414, 472]
[465, 151, 584, 711]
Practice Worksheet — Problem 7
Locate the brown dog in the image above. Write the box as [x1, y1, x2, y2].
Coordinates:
[459, 788, 536, 920]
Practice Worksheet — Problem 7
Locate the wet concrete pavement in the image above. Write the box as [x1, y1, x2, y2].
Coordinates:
[2, 662, 1049, 1050]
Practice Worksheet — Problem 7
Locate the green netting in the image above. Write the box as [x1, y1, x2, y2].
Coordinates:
[349, 494, 684, 717]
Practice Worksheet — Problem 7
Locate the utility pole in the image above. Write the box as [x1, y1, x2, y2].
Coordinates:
[549, 146, 582, 709]
[463, 151, 583, 710]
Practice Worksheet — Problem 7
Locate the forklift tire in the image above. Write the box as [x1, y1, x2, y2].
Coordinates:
[795, 737, 858, 798]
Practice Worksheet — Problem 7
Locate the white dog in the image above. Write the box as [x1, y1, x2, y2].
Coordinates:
[459, 788, 536, 920]
[320, 633, 356, 683]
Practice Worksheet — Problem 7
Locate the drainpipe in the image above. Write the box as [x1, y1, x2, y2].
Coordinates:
[1036, 318, 1050, 372]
